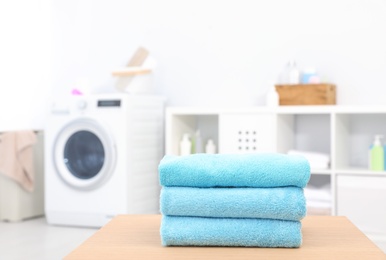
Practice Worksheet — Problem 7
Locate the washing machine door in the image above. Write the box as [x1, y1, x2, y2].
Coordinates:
[54, 118, 116, 190]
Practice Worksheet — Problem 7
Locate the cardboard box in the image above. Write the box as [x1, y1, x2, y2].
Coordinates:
[275, 84, 336, 105]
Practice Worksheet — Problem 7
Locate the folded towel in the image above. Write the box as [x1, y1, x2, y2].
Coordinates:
[161, 215, 302, 247]
[304, 184, 331, 202]
[0, 131, 37, 192]
[159, 153, 310, 188]
[160, 186, 306, 221]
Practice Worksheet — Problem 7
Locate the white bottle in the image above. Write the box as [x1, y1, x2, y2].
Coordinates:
[266, 86, 279, 107]
[180, 133, 191, 156]
[205, 139, 216, 154]
[278, 60, 300, 85]
[194, 130, 203, 153]
[287, 61, 300, 84]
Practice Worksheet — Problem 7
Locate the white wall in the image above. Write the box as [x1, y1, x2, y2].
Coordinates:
[0, 0, 52, 131]
[51, 0, 386, 107]
[2, 0, 386, 130]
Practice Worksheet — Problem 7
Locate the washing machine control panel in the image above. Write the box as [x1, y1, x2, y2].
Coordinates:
[50, 96, 123, 116]
[77, 100, 87, 110]
[97, 100, 121, 107]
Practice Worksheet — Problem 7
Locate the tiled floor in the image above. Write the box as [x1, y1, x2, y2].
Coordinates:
[0, 217, 96, 260]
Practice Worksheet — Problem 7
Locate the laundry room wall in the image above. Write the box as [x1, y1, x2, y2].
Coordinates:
[0, 0, 52, 132]
[2, 1, 386, 131]
[51, 0, 386, 107]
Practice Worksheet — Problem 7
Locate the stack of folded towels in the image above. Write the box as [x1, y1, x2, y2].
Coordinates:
[158, 153, 310, 248]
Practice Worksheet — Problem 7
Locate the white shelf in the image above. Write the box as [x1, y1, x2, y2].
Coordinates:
[310, 169, 332, 175]
[165, 105, 386, 240]
[335, 168, 386, 177]
[167, 105, 386, 115]
[309, 167, 386, 176]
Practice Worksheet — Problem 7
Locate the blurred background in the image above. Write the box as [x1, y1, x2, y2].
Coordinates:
[1, 0, 386, 131]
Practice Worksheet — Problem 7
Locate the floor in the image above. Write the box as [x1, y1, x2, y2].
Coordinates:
[0, 217, 96, 260]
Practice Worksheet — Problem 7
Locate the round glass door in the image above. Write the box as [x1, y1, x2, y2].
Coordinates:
[54, 118, 116, 190]
[64, 130, 105, 179]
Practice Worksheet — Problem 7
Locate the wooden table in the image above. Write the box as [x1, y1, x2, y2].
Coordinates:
[65, 215, 386, 259]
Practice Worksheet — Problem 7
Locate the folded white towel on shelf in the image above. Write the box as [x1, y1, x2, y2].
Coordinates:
[306, 200, 331, 209]
[304, 184, 331, 203]
[288, 150, 330, 170]
[304, 183, 332, 216]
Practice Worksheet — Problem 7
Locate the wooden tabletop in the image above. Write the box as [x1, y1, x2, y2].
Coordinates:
[65, 215, 386, 260]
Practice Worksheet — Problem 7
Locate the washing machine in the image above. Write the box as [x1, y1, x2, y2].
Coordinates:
[44, 93, 164, 227]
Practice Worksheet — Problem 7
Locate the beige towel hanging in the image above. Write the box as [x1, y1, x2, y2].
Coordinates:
[0, 131, 37, 192]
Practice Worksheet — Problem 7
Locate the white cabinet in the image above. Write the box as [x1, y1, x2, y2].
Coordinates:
[337, 175, 386, 234]
[165, 110, 218, 156]
[165, 106, 386, 250]
[165, 106, 386, 206]
[219, 114, 277, 154]
[337, 175, 386, 249]
[333, 113, 386, 170]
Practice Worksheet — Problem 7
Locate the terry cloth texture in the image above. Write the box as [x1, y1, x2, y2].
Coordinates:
[161, 215, 302, 247]
[159, 153, 310, 247]
[159, 153, 310, 188]
[160, 186, 306, 221]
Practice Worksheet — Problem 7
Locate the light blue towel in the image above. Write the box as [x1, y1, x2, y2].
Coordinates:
[160, 186, 306, 221]
[159, 153, 310, 188]
[161, 216, 302, 247]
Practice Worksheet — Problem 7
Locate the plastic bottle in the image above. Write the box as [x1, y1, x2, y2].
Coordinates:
[205, 139, 216, 154]
[384, 144, 386, 170]
[301, 68, 318, 84]
[279, 60, 300, 84]
[266, 85, 279, 107]
[194, 130, 203, 153]
[370, 135, 384, 171]
[180, 133, 191, 156]
[288, 61, 300, 84]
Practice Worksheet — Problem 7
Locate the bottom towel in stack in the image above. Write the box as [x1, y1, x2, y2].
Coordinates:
[161, 216, 302, 247]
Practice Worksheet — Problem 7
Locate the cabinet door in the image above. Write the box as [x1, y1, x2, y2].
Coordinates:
[219, 114, 276, 154]
[337, 175, 386, 235]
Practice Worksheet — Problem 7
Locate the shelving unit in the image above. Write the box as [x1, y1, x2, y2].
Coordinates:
[165, 105, 386, 249]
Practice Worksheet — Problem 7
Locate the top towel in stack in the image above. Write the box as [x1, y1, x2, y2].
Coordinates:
[159, 153, 311, 248]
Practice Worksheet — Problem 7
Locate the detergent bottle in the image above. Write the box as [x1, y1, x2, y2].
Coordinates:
[370, 135, 384, 171]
